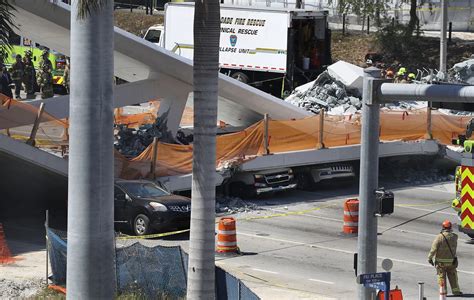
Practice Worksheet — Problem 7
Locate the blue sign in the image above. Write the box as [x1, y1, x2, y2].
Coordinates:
[360, 272, 390, 285]
[359, 272, 391, 300]
[366, 281, 386, 290]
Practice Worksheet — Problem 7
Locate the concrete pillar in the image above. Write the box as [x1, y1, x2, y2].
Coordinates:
[157, 91, 189, 136]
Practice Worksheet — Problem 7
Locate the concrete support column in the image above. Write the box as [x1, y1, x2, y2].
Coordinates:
[148, 73, 191, 136]
[157, 91, 189, 136]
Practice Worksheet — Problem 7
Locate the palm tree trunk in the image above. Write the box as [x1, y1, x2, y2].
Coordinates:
[407, 0, 418, 35]
[186, 0, 220, 298]
[66, 0, 115, 298]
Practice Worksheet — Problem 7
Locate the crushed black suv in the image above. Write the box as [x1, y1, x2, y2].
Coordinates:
[114, 180, 191, 236]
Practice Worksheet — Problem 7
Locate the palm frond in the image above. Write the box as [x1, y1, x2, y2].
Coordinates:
[0, 0, 17, 55]
[77, 0, 108, 19]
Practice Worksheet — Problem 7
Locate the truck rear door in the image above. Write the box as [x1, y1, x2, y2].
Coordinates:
[286, 11, 330, 89]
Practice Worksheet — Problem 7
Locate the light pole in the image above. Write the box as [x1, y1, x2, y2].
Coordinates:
[439, 0, 448, 77]
[357, 67, 382, 299]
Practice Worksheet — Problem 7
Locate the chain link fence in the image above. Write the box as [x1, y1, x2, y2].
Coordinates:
[47, 228, 259, 300]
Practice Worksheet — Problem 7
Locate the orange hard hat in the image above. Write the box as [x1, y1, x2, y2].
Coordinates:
[442, 220, 452, 229]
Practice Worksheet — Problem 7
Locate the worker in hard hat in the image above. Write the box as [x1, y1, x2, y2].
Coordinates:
[39, 49, 52, 73]
[407, 73, 416, 83]
[22, 51, 36, 99]
[10, 54, 24, 99]
[428, 220, 462, 296]
[385, 70, 395, 79]
[395, 67, 407, 83]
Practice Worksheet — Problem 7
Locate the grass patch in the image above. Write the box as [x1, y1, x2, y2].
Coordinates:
[114, 11, 163, 38]
[30, 287, 65, 299]
[331, 29, 473, 71]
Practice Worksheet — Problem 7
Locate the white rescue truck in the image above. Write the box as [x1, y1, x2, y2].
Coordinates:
[144, 3, 332, 97]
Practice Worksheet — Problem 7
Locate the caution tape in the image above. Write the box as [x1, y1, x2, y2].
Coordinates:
[116, 228, 190, 240]
[236, 203, 337, 222]
[116, 199, 452, 239]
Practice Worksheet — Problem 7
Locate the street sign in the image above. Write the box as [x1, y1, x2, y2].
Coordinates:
[360, 272, 390, 285]
[366, 281, 386, 290]
[358, 272, 391, 300]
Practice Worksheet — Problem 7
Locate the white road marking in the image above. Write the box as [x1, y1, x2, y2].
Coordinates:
[308, 278, 335, 285]
[238, 232, 474, 275]
[414, 186, 453, 194]
[252, 268, 279, 275]
[269, 208, 470, 244]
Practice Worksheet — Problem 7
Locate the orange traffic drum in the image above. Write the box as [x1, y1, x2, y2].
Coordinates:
[216, 217, 238, 253]
[343, 199, 359, 234]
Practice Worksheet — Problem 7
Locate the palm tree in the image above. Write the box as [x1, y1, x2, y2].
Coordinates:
[0, 0, 16, 62]
[66, 0, 115, 298]
[186, 0, 220, 298]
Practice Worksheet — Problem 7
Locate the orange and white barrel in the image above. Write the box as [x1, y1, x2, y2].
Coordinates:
[343, 199, 359, 234]
[216, 217, 238, 253]
[439, 281, 447, 300]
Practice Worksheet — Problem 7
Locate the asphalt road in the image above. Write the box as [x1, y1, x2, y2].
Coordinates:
[216, 182, 474, 299]
[1, 180, 473, 299]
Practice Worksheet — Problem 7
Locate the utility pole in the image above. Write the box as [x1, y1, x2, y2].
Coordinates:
[439, 0, 448, 77]
[357, 67, 381, 299]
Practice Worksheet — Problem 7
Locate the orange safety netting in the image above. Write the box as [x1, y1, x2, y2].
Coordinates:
[0, 94, 68, 147]
[0, 93, 470, 179]
[114, 101, 195, 128]
[117, 109, 469, 178]
[118, 121, 265, 179]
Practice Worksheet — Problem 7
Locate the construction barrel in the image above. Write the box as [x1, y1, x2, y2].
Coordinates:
[216, 217, 239, 254]
[343, 199, 359, 234]
[377, 288, 403, 300]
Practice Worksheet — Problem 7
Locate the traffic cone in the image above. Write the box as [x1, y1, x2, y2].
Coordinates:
[0, 223, 16, 264]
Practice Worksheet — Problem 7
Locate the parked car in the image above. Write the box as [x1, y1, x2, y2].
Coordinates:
[114, 180, 191, 236]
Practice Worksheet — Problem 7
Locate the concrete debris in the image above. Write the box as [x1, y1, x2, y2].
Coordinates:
[285, 71, 363, 115]
[176, 130, 193, 145]
[0, 278, 45, 299]
[114, 109, 177, 157]
[287, 61, 441, 115]
[216, 196, 259, 214]
[327, 61, 364, 94]
[450, 57, 474, 85]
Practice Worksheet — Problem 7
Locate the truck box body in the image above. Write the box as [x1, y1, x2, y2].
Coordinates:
[163, 3, 331, 97]
[165, 4, 289, 73]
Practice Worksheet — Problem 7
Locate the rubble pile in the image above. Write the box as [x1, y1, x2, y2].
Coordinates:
[114, 111, 177, 157]
[450, 57, 474, 85]
[215, 196, 259, 214]
[285, 71, 362, 115]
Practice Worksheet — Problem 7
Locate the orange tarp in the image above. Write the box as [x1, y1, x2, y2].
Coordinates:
[117, 109, 469, 178]
[1, 94, 471, 179]
[118, 121, 265, 178]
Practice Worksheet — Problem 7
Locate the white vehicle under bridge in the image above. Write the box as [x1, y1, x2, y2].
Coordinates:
[224, 164, 355, 198]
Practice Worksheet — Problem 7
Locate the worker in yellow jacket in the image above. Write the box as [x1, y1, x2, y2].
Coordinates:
[428, 220, 462, 297]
